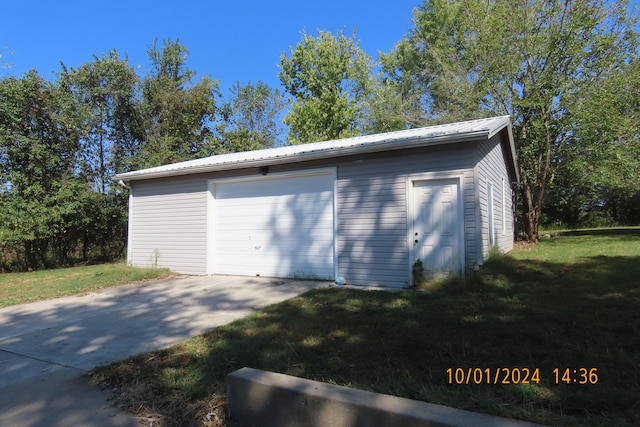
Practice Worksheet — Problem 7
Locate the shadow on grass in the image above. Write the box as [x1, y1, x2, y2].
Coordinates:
[97, 242, 640, 427]
[554, 227, 640, 237]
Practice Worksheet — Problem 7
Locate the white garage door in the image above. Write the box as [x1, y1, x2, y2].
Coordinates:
[211, 169, 335, 279]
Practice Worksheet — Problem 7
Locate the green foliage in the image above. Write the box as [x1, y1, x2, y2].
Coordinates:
[0, 70, 129, 271]
[138, 39, 220, 168]
[59, 50, 142, 188]
[0, 71, 78, 186]
[278, 29, 375, 144]
[374, 38, 430, 131]
[546, 57, 640, 227]
[0, 71, 81, 269]
[0, 39, 230, 272]
[218, 81, 286, 152]
[383, 0, 639, 240]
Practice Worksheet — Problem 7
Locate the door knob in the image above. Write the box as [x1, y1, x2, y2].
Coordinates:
[414, 239, 419, 244]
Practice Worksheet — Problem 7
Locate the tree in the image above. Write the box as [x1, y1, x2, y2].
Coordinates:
[0, 71, 86, 269]
[218, 81, 286, 152]
[278, 29, 375, 144]
[59, 51, 141, 193]
[374, 37, 434, 131]
[0, 40, 231, 270]
[383, 0, 638, 241]
[555, 57, 640, 226]
[138, 39, 220, 168]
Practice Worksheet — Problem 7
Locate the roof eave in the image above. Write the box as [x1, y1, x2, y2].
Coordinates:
[500, 124, 520, 183]
[113, 130, 491, 182]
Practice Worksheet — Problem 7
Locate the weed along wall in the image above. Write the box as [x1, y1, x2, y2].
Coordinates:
[114, 116, 518, 288]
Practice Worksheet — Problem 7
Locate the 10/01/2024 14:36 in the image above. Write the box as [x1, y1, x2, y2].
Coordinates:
[446, 367, 599, 385]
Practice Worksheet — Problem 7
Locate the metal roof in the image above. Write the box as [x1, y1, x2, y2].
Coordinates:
[113, 115, 517, 182]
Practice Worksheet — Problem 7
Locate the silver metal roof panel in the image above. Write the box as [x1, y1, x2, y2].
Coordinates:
[113, 115, 515, 181]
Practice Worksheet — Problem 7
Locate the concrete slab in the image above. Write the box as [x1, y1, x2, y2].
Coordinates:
[0, 275, 327, 426]
[227, 367, 547, 427]
[0, 366, 139, 427]
[0, 348, 59, 389]
[0, 304, 244, 371]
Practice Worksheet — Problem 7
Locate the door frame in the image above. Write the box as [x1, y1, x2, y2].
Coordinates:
[206, 167, 337, 277]
[406, 172, 466, 284]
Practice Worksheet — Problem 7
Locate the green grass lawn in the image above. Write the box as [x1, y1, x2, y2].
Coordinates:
[93, 228, 640, 427]
[0, 263, 172, 307]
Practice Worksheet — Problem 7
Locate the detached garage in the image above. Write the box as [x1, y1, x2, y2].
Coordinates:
[114, 116, 519, 288]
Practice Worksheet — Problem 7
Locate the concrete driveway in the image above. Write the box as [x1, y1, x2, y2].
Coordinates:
[0, 275, 327, 426]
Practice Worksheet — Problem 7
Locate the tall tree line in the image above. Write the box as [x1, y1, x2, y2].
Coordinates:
[1, 0, 639, 270]
[0, 39, 283, 271]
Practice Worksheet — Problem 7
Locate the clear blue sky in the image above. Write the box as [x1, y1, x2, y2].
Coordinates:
[2, 1, 638, 97]
[1, 0, 419, 95]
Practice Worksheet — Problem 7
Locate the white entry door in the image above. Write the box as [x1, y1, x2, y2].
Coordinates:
[413, 179, 462, 278]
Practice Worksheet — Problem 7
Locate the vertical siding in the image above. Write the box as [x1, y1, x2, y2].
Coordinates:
[129, 175, 208, 274]
[462, 170, 479, 271]
[336, 146, 476, 288]
[474, 134, 515, 262]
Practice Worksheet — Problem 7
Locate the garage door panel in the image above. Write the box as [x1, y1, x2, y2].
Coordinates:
[216, 198, 332, 215]
[214, 242, 334, 255]
[216, 180, 331, 199]
[216, 203, 333, 222]
[217, 191, 333, 205]
[212, 171, 335, 279]
[215, 232, 334, 242]
[214, 248, 335, 278]
[217, 249, 334, 262]
[213, 219, 334, 234]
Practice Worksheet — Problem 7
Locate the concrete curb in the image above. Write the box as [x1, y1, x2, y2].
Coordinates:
[226, 367, 546, 427]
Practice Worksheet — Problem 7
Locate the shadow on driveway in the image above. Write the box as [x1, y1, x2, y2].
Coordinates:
[0, 275, 327, 426]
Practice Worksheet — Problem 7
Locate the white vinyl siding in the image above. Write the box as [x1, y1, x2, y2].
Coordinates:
[128, 176, 208, 274]
[487, 183, 495, 246]
[502, 178, 506, 235]
[336, 145, 476, 287]
[475, 135, 514, 259]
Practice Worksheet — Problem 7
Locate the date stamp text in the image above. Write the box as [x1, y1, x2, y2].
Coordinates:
[445, 367, 599, 385]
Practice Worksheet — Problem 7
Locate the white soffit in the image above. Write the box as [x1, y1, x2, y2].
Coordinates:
[113, 115, 512, 181]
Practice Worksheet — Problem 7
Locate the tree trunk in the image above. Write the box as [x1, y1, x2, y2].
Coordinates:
[522, 181, 540, 243]
[24, 241, 36, 271]
[525, 210, 540, 243]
